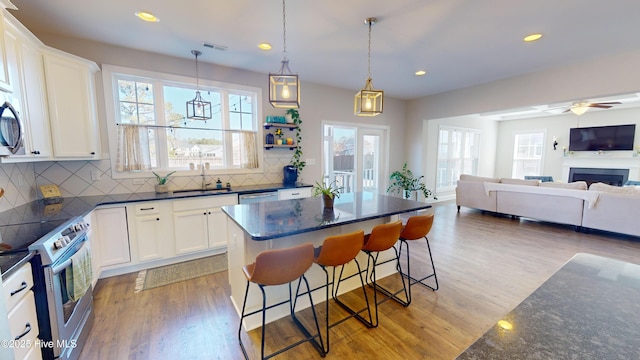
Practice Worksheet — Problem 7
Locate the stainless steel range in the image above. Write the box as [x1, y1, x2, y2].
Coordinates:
[29, 216, 94, 360]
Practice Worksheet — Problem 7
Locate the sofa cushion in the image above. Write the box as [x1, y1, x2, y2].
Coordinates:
[499, 178, 540, 186]
[589, 182, 640, 195]
[540, 181, 587, 190]
[459, 174, 499, 183]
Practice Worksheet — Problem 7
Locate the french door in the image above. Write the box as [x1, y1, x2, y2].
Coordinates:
[322, 123, 387, 195]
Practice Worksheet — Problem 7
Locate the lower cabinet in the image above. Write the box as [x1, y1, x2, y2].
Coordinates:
[2, 263, 42, 360]
[93, 207, 130, 268]
[172, 195, 238, 255]
[128, 202, 173, 262]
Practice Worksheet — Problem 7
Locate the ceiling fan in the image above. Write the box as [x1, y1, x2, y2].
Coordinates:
[563, 101, 621, 115]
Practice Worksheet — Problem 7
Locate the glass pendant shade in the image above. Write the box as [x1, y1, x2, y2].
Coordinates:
[355, 17, 383, 117]
[355, 77, 383, 116]
[186, 50, 212, 120]
[269, 0, 300, 109]
[186, 90, 212, 120]
[269, 59, 300, 108]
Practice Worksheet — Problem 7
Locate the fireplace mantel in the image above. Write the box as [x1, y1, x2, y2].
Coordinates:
[562, 154, 640, 182]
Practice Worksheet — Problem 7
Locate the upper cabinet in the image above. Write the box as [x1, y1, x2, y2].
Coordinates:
[1, 16, 52, 161]
[43, 49, 101, 159]
[0, 10, 11, 92]
[0, 9, 102, 162]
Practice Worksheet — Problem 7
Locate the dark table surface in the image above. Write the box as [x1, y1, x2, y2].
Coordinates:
[222, 192, 432, 240]
[457, 253, 640, 359]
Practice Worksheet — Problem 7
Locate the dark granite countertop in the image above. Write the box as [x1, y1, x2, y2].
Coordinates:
[222, 192, 432, 240]
[457, 253, 640, 359]
[0, 183, 310, 278]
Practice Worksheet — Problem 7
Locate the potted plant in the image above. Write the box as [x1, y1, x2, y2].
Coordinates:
[153, 171, 175, 193]
[287, 109, 306, 181]
[312, 180, 342, 208]
[387, 162, 435, 201]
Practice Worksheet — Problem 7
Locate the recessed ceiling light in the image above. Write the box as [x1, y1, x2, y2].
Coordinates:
[415, 70, 427, 76]
[258, 43, 272, 50]
[523, 33, 542, 42]
[135, 11, 159, 23]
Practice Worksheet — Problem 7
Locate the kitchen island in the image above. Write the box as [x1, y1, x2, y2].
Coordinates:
[222, 192, 431, 330]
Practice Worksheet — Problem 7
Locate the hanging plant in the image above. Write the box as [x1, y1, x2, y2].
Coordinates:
[287, 109, 306, 174]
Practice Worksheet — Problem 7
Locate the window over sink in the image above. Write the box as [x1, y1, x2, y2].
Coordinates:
[102, 65, 263, 179]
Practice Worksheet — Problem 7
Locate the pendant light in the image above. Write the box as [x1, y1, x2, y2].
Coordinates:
[186, 50, 212, 120]
[355, 17, 383, 116]
[268, 0, 300, 108]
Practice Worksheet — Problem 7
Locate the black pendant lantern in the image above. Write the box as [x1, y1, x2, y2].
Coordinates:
[186, 50, 212, 120]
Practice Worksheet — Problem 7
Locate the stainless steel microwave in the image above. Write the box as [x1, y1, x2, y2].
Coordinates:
[0, 101, 23, 156]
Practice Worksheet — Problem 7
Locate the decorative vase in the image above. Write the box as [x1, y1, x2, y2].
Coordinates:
[266, 133, 274, 144]
[155, 184, 169, 193]
[322, 194, 334, 209]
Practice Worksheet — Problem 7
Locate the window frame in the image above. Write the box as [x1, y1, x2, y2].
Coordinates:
[102, 64, 264, 180]
[436, 125, 481, 192]
[511, 129, 546, 179]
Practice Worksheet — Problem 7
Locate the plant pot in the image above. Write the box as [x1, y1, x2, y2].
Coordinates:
[285, 113, 294, 123]
[322, 194, 334, 209]
[155, 184, 169, 193]
[276, 139, 283, 145]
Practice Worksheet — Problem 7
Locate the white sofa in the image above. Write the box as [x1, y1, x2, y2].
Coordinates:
[456, 174, 640, 237]
[582, 183, 640, 237]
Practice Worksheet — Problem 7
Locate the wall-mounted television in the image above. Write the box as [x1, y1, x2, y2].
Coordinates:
[568, 124, 636, 151]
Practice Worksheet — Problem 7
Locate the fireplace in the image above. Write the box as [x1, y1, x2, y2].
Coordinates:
[568, 167, 629, 186]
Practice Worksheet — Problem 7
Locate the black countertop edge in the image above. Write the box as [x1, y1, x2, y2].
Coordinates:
[0, 251, 34, 280]
[222, 193, 432, 241]
[0, 183, 313, 227]
[242, 205, 432, 241]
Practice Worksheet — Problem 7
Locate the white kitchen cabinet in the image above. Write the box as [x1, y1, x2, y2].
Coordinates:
[93, 207, 131, 268]
[2, 263, 42, 360]
[43, 48, 101, 159]
[0, 17, 51, 162]
[173, 195, 237, 254]
[129, 202, 174, 262]
[0, 10, 11, 92]
[278, 187, 312, 200]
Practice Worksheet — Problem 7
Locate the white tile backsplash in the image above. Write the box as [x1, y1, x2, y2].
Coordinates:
[0, 151, 293, 213]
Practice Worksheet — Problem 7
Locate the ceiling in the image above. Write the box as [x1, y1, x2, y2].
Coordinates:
[6, 0, 640, 102]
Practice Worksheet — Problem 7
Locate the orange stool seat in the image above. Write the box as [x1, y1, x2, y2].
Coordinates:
[397, 214, 439, 305]
[238, 243, 324, 359]
[312, 230, 372, 353]
[361, 220, 408, 326]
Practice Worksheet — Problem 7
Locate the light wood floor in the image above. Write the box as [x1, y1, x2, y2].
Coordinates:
[79, 201, 640, 359]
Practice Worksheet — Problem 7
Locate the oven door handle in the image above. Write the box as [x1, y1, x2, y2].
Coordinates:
[52, 258, 73, 275]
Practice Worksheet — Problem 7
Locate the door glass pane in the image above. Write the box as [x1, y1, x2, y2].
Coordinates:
[327, 127, 356, 194]
[362, 134, 380, 193]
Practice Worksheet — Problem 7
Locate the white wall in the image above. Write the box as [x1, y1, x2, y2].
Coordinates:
[32, 34, 407, 191]
[407, 49, 640, 188]
[495, 108, 640, 181]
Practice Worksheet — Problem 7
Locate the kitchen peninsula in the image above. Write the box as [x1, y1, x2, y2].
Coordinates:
[222, 192, 431, 330]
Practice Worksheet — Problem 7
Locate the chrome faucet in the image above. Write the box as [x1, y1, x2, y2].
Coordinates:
[201, 164, 211, 190]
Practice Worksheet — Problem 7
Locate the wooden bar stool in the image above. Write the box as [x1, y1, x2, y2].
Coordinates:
[397, 214, 439, 305]
[313, 230, 373, 353]
[238, 243, 324, 359]
[361, 220, 407, 326]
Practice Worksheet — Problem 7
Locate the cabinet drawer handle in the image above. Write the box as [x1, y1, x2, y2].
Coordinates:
[140, 207, 155, 211]
[291, 192, 299, 196]
[156, 218, 160, 221]
[90, 152, 96, 155]
[14, 322, 31, 341]
[10, 281, 28, 296]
